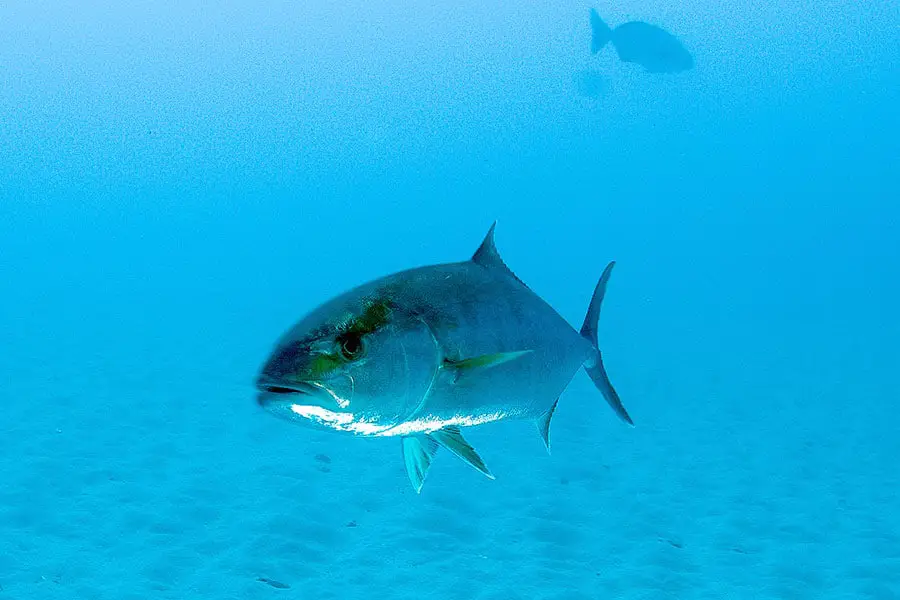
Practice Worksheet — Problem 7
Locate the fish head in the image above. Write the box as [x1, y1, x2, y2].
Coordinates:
[652, 40, 693, 72]
[255, 288, 439, 434]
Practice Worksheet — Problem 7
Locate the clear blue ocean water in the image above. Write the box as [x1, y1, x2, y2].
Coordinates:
[1, 1, 898, 598]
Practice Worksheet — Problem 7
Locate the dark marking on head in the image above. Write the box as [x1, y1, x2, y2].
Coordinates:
[309, 352, 344, 377]
[304, 294, 398, 375]
[339, 295, 394, 337]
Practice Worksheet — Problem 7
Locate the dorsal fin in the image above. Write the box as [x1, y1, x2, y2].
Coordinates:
[471, 222, 528, 287]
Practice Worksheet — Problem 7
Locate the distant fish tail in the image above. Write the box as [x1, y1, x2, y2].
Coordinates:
[580, 261, 634, 425]
[590, 8, 612, 54]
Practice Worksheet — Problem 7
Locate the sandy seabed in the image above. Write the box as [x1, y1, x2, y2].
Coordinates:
[2, 326, 898, 600]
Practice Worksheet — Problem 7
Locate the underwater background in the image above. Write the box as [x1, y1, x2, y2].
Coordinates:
[1, 0, 898, 598]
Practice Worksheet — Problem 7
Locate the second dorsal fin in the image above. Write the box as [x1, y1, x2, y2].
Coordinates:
[471, 222, 527, 287]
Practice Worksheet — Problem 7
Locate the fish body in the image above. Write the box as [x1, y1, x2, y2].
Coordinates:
[256, 224, 632, 492]
[591, 8, 694, 73]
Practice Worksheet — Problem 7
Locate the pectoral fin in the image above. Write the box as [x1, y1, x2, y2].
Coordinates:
[443, 351, 532, 383]
[428, 426, 495, 480]
[401, 435, 440, 494]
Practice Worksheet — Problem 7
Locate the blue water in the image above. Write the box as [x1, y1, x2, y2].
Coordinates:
[2, 1, 898, 598]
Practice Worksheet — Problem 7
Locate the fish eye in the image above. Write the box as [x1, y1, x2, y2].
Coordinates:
[338, 333, 366, 361]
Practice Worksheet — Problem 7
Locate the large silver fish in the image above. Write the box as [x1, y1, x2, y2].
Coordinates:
[255, 224, 633, 493]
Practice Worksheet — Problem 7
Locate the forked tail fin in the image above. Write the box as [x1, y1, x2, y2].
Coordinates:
[580, 261, 634, 425]
[590, 8, 613, 54]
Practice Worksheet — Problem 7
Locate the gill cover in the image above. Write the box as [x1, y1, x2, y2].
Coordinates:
[328, 304, 440, 425]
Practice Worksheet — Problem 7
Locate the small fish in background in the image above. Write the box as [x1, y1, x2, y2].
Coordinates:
[255, 224, 633, 494]
[590, 8, 694, 73]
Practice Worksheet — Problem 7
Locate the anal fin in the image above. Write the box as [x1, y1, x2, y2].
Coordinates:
[429, 426, 495, 480]
[535, 398, 559, 454]
[401, 435, 440, 494]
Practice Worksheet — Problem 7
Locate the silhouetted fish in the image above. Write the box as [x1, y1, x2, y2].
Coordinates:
[590, 8, 693, 73]
[256, 224, 633, 493]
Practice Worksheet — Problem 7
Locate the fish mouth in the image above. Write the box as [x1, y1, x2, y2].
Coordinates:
[259, 384, 309, 395]
[255, 379, 319, 406]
